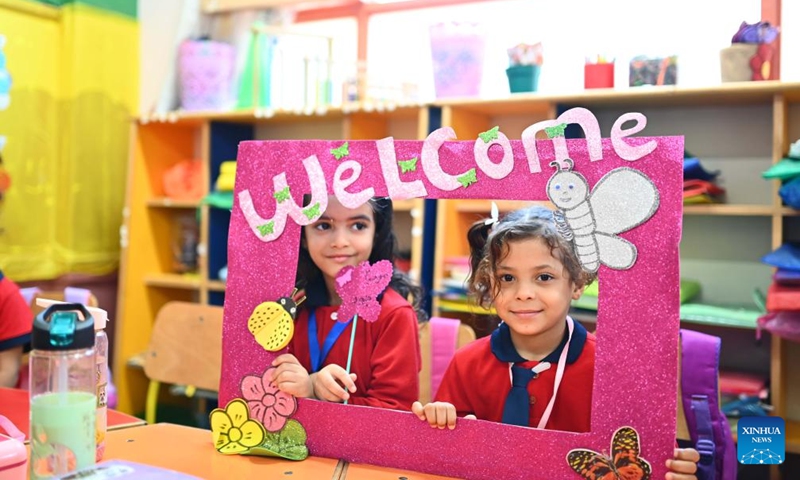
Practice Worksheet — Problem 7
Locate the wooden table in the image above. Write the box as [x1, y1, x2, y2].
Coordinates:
[12, 419, 460, 480]
[341, 462, 461, 480]
[0, 387, 145, 441]
[103, 423, 342, 479]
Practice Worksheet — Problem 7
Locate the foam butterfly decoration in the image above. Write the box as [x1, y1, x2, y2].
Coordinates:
[456, 168, 477, 188]
[478, 126, 499, 143]
[398, 157, 418, 173]
[566, 426, 652, 480]
[330, 142, 349, 160]
[335, 260, 393, 323]
[546, 160, 659, 273]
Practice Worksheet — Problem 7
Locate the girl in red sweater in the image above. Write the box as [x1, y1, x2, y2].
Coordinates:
[412, 206, 699, 479]
[272, 196, 425, 410]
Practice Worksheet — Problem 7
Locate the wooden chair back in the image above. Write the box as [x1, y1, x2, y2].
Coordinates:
[144, 301, 223, 392]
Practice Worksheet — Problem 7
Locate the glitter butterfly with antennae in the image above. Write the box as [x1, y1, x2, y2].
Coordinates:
[546, 160, 659, 273]
[566, 426, 652, 480]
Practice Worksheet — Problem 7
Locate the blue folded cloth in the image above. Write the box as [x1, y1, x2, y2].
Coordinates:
[684, 157, 719, 181]
[779, 176, 800, 209]
[762, 243, 800, 272]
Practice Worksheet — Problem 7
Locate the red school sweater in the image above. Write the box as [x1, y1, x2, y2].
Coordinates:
[435, 323, 595, 433]
[290, 288, 421, 411]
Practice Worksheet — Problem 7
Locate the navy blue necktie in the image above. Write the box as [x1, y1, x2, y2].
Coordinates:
[502, 364, 536, 426]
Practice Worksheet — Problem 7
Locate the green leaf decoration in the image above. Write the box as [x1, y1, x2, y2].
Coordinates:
[456, 168, 477, 188]
[257, 222, 274, 237]
[273, 186, 290, 203]
[244, 420, 309, 461]
[330, 142, 349, 160]
[544, 123, 568, 139]
[303, 202, 321, 220]
[478, 126, 500, 143]
[398, 157, 418, 173]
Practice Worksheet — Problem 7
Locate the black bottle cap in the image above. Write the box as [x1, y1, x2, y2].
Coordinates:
[31, 303, 95, 351]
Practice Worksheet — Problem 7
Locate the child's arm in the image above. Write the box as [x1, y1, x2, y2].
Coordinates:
[310, 363, 357, 402]
[0, 345, 22, 387]
[411, 401, 476, 430]
[271, 354, 315, 398]
[272, 353, 357, 402]
[665, 448, 699, 480]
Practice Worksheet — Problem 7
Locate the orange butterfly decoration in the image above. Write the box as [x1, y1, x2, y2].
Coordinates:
[566, 426, 652, 480]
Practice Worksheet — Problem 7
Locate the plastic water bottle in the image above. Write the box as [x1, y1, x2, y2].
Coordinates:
[92, 308, 109, 462]
[36, 299, 108, 462]
[29, 303, 96, 479]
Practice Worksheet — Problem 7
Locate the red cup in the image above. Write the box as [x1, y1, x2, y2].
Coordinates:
[584, 63, 614, 89]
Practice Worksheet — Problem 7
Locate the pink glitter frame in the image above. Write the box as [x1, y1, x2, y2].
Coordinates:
[222, 125, 684, 479]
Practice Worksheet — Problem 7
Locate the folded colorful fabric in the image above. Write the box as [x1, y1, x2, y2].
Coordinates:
[766, 282, 800, 312]
[683, 179, 725, 197]
[684, 157, 719, 181]
[774, 268, 800, 285]
[779, 175, 800, 209]
[757, 311, 800, 343]
[576, 279, 701, 311]
[683, 194, 715, 205]
[762, 157, 800, 180]
[679, 303, 761, 329]
[761, 243, 800, 271]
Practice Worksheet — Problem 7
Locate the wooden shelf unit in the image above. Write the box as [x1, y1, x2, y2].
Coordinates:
[115, 106, 429, 416]
[431, 81, 800, 455]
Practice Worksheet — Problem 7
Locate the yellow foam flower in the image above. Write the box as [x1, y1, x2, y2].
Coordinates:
[210, 398, 266, 454]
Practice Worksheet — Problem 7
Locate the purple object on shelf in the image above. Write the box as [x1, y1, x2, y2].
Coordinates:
[774, 268, 800, 285]
[178, 39, 236, 111]
[731, 21, 779, 44]
[428, 23, 485, 99]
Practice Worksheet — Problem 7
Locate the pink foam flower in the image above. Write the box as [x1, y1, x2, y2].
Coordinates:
[241, 367, 297, 432]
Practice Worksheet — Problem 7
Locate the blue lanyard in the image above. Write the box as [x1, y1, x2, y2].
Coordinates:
[308, 309, 352, 373]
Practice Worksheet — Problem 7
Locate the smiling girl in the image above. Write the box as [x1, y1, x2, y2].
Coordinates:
[272, 196, 426, 410]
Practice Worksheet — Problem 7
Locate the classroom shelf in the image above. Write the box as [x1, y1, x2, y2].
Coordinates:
[788, 419, 800, 454]
[146, 198, 201, 209]
[139, 103, 425, 127]
[143, 273, 202, 290]
[428, 82, 800, 469]
[683, 204, 774, 216]
[453, 199, 553, 214]
[116, 103, 431, 415]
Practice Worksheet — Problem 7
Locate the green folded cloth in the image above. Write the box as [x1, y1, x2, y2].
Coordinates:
[576, 279, 701, 310]
[679, 303, 761, 329]
[762, 158, 800, 180]
[202, 191, 234, 210]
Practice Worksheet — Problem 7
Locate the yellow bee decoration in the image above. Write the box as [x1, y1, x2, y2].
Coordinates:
[247, 289, 305, 352]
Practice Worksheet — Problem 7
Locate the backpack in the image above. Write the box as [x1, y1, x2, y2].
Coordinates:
[680, 329, 738, 480]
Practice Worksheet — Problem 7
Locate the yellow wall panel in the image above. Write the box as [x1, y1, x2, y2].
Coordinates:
[0, 6, 61, 278]
[0, 2, 138, 280]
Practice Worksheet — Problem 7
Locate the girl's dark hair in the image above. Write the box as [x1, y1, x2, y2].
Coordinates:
[466, 205, 595, 309]
[295, 196, 428, 322]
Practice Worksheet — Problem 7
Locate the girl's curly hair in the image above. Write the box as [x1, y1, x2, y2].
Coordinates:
[466, 205, 595, 309]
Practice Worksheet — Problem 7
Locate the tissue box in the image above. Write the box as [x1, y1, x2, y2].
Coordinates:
[0, 434, 26, 480]
[720, 44, 759, 82]
[629, 55, 677, 86]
